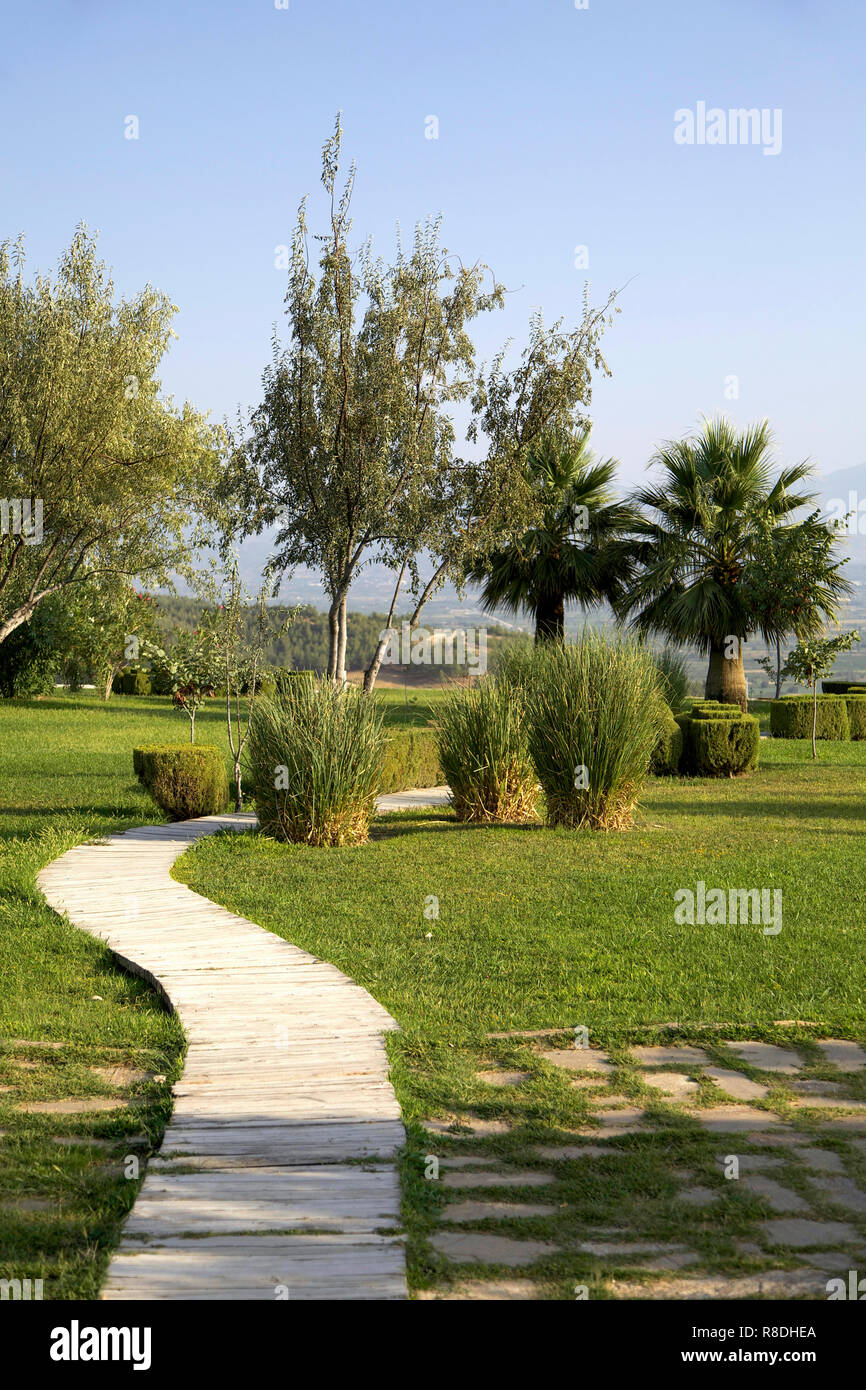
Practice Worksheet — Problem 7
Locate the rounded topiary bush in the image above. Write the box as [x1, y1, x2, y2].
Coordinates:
[115, 667, 152, 695]
[676, 711, 760, 776]
[133, 744, 229, 820]
[246, 676, 386, 846]
[769, 695, 850, 741]
[650, 706, 684, 775]
[433, 679, 538, 823]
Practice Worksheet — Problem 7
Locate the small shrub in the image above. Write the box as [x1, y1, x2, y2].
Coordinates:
[246, 676, 386, 846]
[433, 680, 539, 823]
[822, 681, 866, 695]
[520, 635, 668, 830]
[650, 707, 683, 775]
[116, 667, 152, 696]
[769, 695, 850, 741]
[380, 729, 442, 793]
[677, 712, 760, 776]
[133, 744, 229, 820]
[844, 695, 866, 740]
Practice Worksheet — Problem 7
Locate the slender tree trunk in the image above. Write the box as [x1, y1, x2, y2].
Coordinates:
[327, 599, 340, 683]
[102, 665, 116, 702]
[189, 710, 195, 744]
[364, 560, 407, 693]
[704, 637, 748, 710]
[534, 592, 565, 644]
[811, 683, 818, 760]
[775, 635, 782, 699]
[337, 592, 348, 687]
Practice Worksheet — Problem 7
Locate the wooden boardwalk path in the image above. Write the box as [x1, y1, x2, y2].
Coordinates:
[37, 791, 448, 1300]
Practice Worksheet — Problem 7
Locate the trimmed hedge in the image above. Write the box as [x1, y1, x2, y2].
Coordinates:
[380, 729, 442, 793]
[770, 695, 850, 741]
[845, 696, 866, 740]
[650, 707, 683, 775]
[677, 710, 760, 776]
[688, 701, 744, 721]
[114, 667, 152, 696]
[822, 681, 866, 695]
[133, 744, 229, 820]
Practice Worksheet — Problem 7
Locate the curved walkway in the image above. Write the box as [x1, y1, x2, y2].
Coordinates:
[36, 788, 450, 1300]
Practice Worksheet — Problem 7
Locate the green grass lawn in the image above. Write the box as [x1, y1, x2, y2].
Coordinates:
[2, 688, 864, 1299]
[174, 734, 866, 1296]
[0, 686, 441, 1298]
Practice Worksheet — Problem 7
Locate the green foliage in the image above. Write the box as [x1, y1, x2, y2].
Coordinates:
[519, 634, 668, 829]
[464, 429, 637, 642]
[770, 696, 850, 741]
[654, 648, 689, 713]
[379, 729, 442, 793]
[246, 677, 387, 846]
[650, 706, 683, 775]
[0, 599, 59, 696]
[844, 696, 866, 740]
[133, 744, 229, 820]
[0, 227, 223, 647]
[433, 680, 538, 822]
[56, 582, 160, 699]
[677, 710, 760, 776]
[142, 630, 222, 741]
[115, 668, 152, 696]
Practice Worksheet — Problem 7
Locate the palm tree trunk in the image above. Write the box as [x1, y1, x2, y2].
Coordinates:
[534, 592, 565, 644]
[704, 637, 748, 710]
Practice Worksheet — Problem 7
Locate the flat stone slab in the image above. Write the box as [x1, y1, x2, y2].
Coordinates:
[759, 1217, 859, 1247]
[643, 1072, 699, 1099]
[476, 1071, 530, 1087]
[715, 1153, 783, 1173]
[727, 1043, 801, 1073]
[430, 1232, 555, 1267]
[90, 1065, 156, 1087]
[809, 1177, 866, 1214]
[797, 1148, 845, 1174]
[631, 1046, 708, 1066]
[641, 1252, 701, 1271]
[815, 1040, 866, 1071]
[740, 1176, 811, 1213]
[790, 1080, 844, 1096]
[801, 1250, 861, 1271]
[608, 1270, 822, 1299]
[790, 1097, 866, 1111]
[539, 1049, 612, 1074]
[17, 1097, 130, 1114]
[533, 1145, 622, 1160]
[424, 1116, 512, 1137]
[441, 1170, 552, 1190]
[680, 1186, 717, 1207]
[417, 1278, 539, 1300]
[696, 1106, 782, 1133]
[440, 1156, 495, 1169]
[579, 1240, 688, 1256]
[703, 1067, 769, 1101]
[444, 1200, 558, 1223]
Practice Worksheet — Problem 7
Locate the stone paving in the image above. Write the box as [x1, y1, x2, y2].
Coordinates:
[420, 1035, 866, 1300]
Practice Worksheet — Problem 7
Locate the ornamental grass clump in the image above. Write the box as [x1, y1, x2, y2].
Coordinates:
[247, 675, 386, 847]
[521, 634, 668, 830]
[433, 679, 539, 823]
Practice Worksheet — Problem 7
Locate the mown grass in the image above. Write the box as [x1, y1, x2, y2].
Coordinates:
[176, 736, 866, 1296]
[0, 687, 440, 1298]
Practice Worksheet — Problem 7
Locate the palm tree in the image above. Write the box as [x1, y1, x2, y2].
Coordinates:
[465, 430, 636, 643]
[619, 417, 817, 708]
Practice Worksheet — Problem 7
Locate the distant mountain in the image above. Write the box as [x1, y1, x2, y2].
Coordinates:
[816, 462, 866, 564]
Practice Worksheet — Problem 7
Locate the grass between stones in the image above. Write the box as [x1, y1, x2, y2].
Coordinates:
[175, 737, 866, 1299]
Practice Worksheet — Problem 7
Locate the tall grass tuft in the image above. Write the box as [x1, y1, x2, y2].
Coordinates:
[520, 634, 668, 830]
[246, 676, 386, 846]
[654, 647, 689, 713]
[433, 679, 539, 823]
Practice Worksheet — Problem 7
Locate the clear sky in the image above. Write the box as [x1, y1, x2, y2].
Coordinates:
[3, 0, 863, 495]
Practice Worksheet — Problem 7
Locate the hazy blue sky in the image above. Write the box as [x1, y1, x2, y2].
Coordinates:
[3, 0, 863, 495]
